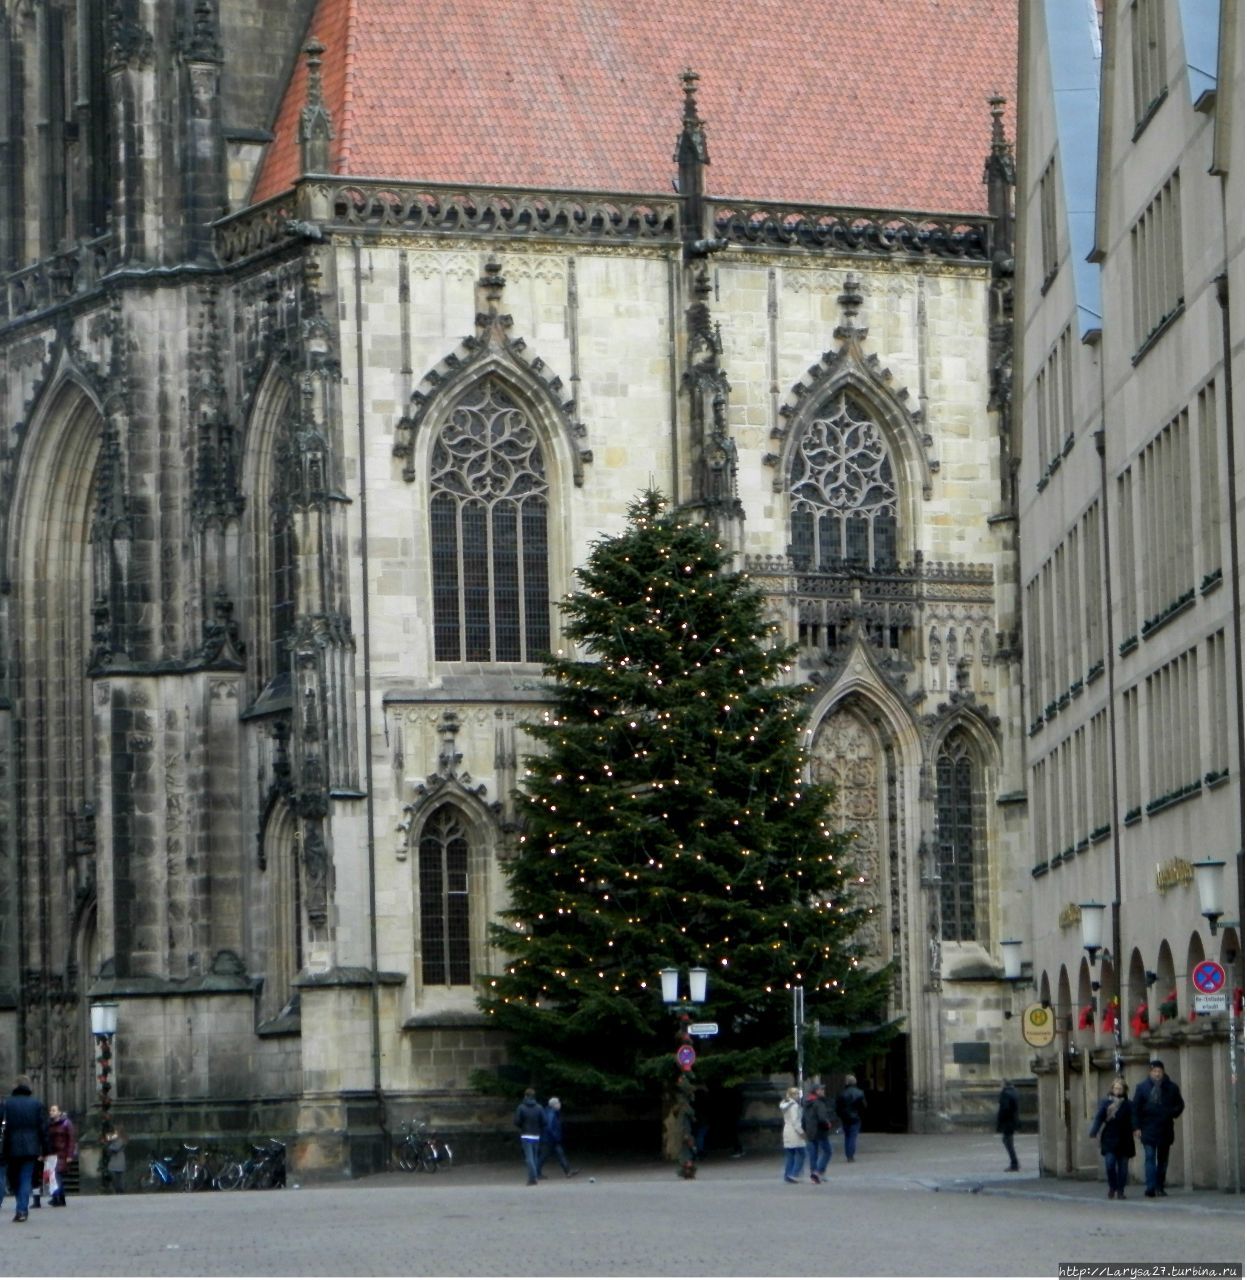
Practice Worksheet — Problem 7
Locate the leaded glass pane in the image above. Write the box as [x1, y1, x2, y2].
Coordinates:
[522, 498, 551, 657]
[419, 808, 473, 988]
[789, 392, 899, 570]
[791, 508, 815, 569]
[431, 493, 461, 659]
[430, 379, 549, 662]
[936, 737, 977, 942]
[492, 503, 520, 662]
[462, 500, 490, 661]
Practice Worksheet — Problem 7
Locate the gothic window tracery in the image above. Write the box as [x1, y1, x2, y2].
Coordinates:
[418, 807, 472, 987]
[789, 391, 899, 571]
[935, 731, 981, 943]
[430, 378, 551, 662]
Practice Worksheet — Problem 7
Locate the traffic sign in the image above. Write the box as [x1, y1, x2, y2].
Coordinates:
[1193, 960, 1227, 994]
[675, 1044, 696, 1071]
[1194, 992, 1228, 1014]
[688, 1022, 719, 1037]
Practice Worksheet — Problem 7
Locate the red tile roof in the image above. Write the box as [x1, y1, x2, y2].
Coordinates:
[253, 0, 1017, 214]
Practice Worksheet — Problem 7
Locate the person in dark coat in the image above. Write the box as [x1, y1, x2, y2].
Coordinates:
[513, 1088, 545, 1186]
[996, 1079, 1020, 1171]
[538, 1097, 578, 1178]
[834, 1075, 868, 1162]
[1132, 1058, 1185, 1197]
[1, 1075, 49, 1222]
[1089, 1076, 1136, 1198]
[104, 1126, 127, 1194]
[801, 1083, 832, 1183]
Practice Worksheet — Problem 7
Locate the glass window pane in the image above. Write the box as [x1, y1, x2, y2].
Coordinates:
[431, 493, 461, 660]
[430, 379, 549, 663]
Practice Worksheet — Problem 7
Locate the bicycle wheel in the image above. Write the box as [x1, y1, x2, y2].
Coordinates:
[214, 1161, 244, 1191]
[138, 1168, 159, 1193]
[179, 1160, 202, 1191]
[437, 1143, 453, 1170]
[395, 1141, 416, 1173]
[418, 1145, 437, 1174]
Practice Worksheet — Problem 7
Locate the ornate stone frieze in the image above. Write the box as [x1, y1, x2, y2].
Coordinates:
[326, 181, 680, 244]
[710, 201, 991, 260]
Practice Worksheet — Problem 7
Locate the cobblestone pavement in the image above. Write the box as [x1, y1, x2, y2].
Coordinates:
[1, 1133, 1241, 1278]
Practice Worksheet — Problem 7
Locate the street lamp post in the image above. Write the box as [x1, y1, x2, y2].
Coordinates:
[90, 1001, 119, 1182]
[1189, 858, 1242, 1194]
[660, 965, 708, 1179]
[1078, 901, 1121, 1073]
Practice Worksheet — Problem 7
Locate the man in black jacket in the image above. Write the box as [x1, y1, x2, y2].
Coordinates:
[513, 1088, 545, 1186]
[834, 1076, 868, 1162]
[1, 1076, 49, 1222]
[996, 1079, 1020, 1171]
[1132, 1059, 1185, 1197]
[801, 1084, 832, 1183]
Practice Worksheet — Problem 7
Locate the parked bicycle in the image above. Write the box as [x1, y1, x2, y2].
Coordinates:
[139, 1145, 196, 1192]
[232, 1138, 286, 1190]
[394, 1120, 453, 1173]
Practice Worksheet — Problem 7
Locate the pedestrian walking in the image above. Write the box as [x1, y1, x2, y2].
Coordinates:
[104, 1126, 127, 1194]
[801, 1083, 832, 1183]
[834, 1075, 867, 1162]
[996, 1078, 1021, 1171]
[1, 1075, 49, 1222]
[514, 1087, 545, 1186]
[1132, 1058, 1184, 1198]
[44, 1103, 77, 1206]
[1089, 1076, 1135, 1199]
[779, 1086, 806, 1182]
[538, 1097, 578, 1178]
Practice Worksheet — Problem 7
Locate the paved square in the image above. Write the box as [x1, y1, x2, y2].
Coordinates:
[2, 1135, 1241, 1277]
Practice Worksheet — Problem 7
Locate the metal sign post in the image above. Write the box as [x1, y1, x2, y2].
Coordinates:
[793, 986, 805, 1087]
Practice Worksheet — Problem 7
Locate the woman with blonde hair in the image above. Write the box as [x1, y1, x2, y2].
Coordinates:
[779, 1086, 806, 1183]
[1089, 1076, 1136, 1199]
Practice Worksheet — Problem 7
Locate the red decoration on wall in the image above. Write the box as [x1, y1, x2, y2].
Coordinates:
[1129, 1002, 1149, 1038]
[1078, 1003, 1094, 1030]
[1101, 997, 1119, 1033]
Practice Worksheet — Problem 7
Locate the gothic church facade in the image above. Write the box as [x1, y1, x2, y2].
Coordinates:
[0, 0, 1026, 1175]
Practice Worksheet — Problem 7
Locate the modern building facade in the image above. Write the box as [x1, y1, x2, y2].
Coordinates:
[0, 0, 1029, 1176]
[1015, 0, 1243, 1189]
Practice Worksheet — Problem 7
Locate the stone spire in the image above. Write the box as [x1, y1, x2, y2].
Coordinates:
[675, 69, 710, 258]
[983, 94, 1015, 260]
[299, 38, 334, 174]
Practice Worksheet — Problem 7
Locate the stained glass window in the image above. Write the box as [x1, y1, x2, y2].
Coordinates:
[790, 392, 899, 571]
[936, 734, 978, 942]
[418, 807, 472, 987]
[431, 379, 550, 661]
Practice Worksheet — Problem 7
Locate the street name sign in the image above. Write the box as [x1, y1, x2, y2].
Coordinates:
[688, 1022, 719, 1037]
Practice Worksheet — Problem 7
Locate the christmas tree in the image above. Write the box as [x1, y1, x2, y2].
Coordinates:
[476, 492, 895, 1104]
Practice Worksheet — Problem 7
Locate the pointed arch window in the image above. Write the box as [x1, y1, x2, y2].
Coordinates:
[430, 379, 551, 662]
[790, 391, 898, 571]
[936, 732, 980, 942]
[418, 807, 472, 987]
